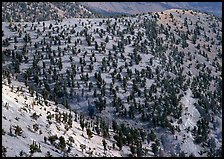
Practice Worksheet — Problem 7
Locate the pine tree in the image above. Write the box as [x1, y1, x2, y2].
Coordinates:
[95, 41, 98, 51]
[112, 120, 118, 133]
[80, 119, 85, 131]
[14, 125, 23, 136]
[80, 144, 86, 152]
[117, 136, 123, 151]
[105, 36, 109, 43]
[137, 143, 143, 157]
[151, 143, 158, 156]
[2, 146, 7, 157]
[48, 135, 58, 145]
[44, 136, 47, 143]
[130, 144, 136, 156]
[86, 128, 93, 139]
[102, 139, 107, 152]
[59, 136, 66, 150]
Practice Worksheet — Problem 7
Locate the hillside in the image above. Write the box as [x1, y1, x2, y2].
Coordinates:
[2, 2, 98, 22]
[2, 8, 222, 157]
[2, 79, 130, 157]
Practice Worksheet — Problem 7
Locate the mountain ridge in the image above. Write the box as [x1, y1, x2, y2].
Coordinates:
[80, 2, 222, 17]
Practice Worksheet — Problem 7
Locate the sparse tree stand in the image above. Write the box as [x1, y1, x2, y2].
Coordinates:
[1, 5, 222, 157]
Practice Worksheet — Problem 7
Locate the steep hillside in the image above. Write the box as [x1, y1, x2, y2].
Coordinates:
[2, 9, 222, 157]
[2, 80, 130, 157]
[2, 2, 98, 22]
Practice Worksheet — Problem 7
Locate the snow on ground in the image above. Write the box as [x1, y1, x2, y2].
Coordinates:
[180, 88, 200, 130]
[168, 88, 203, 156]
[2, 8, 222, 157]
[2, 79, 127, 157]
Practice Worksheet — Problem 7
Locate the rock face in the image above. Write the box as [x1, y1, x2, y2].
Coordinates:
[80, 2, 222, 17]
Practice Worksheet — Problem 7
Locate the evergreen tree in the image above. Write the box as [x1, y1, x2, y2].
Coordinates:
[80, 119, 85, 131]
[59, 136, 66, 150]
[86, 128, 93, 139]
[2, 146, 7, 157]
[102, 139, 107, 151]
[130, 144, 136, 156]
[112, 120, 118, 133]
[14, 125, 23, 136]
[117, 136, 123, 151]
[137, 143, 143, 157]
[151, 143, 158, 156]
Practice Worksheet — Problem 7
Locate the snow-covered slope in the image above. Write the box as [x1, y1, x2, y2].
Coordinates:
[2, 80, 129, 157]
[2, 8, 222, 157]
